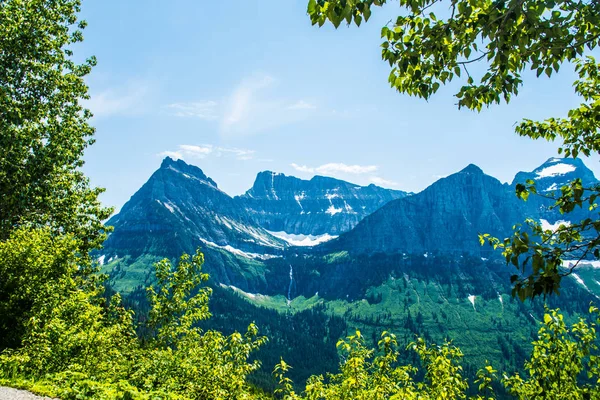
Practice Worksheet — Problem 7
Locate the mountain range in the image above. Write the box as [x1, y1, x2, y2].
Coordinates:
[99, 155, 600, 392]
[100, 156, 599, 293]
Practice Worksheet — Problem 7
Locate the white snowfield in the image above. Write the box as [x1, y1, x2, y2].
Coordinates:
[562, 260, 600, 269]
[198, 238, 279, 260]
[536, 162, 576, 178]
[267, 231, 337, 247]
[468, 295, 476, 310]
[540, 219, 571, 231]
[325, 205, 343, 215]
[219, 284, 266, 300]
[214, 215, 283, 248]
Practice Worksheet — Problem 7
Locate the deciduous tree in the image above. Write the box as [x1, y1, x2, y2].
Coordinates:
[0, 0, 111, 253]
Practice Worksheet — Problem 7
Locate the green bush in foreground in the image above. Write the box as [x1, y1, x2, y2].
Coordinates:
[0, 228, 266, 399]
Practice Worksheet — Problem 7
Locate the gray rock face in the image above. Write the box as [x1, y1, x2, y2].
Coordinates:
[102, 157, 284, 260]
[237, 171, 408, 235]
[329, 164, 531, 255]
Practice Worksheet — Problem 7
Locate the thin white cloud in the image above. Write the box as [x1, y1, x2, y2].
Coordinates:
[179, 144, 213, 157]
[287, 100, 316, 110]
[289, 163, 314, 173]
[86, 82, 151, 118]
[159, 144, 255, 161]
[291, 162, 378, 175]
[165, 75, 324, 135]
[290, 162, 400, 188]
[165, 101, 218, 120]
[369, 176, 399, 187]
[222, 75, 276, 130]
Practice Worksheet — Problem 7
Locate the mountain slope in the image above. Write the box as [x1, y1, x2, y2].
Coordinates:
[100, 157, 285, 292]
[326, 164, 531, 255]
[237, 171, 407, 236]
[104, 157, 284, 258]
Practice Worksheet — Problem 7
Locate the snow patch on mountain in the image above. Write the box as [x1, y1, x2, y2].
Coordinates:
[344, 201, 355, 213]
[326, 205, 343, 216]
[536, 163, 576, 178]
[214, 215, 233, 229]
[220, 284, 267, 300]
[229, 219, 283, 247]
[294, 192, 306, 211]
[563, 260, 600, 269]
[571, 273, 589, 291]
[199, 238, 279, 260]
[213, 216, 282, 248]
[267, 230, 337, 246]
[540, 219, 570, 231]
[271, 172, 279, 200]
[156, 199, 175, 213]
[468, 295, 476, 310]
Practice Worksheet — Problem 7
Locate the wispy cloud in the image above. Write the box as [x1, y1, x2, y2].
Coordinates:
[369, 176, 399, 187]
[164, 74, 320, 136]
[158, 144, 255, 161]
[291, 162, 378, 175]
[165, 101, 218, 120]
[178, 144, 213, 157]
[290, 162, 399, 188]
[86, 82, 152, 118]
[221, 75, 276, 131]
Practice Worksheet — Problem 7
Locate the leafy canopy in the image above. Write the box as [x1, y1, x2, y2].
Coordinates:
[0, 244, 267, 400]
[307, 0, 600, 299]
[0, 0, 111, 253]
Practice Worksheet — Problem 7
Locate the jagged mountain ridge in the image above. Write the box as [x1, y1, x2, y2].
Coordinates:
[101, 156, 599, 296]
[325, 164, 532, 255]
[103, 157, 285, 260]
[324, 158, 598, 256]
[237, 171, 408, 236]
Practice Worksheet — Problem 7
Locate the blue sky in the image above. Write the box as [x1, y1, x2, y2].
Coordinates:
[78, 0, 600, 212]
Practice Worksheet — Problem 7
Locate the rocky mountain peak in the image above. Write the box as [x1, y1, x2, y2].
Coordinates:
[512, 157, 597, 191]
[159, 157, 218, 188]
[460, 164, 485, 175]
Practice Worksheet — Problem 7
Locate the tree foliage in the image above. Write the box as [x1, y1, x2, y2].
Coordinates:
[504, 307, 600, 398]
[0, 243, 267, 399]
[0, 0, 113, 350]
[0, 0, 111, 252]
[132, 252, 267, 399]
[307, 0, 600, 299]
